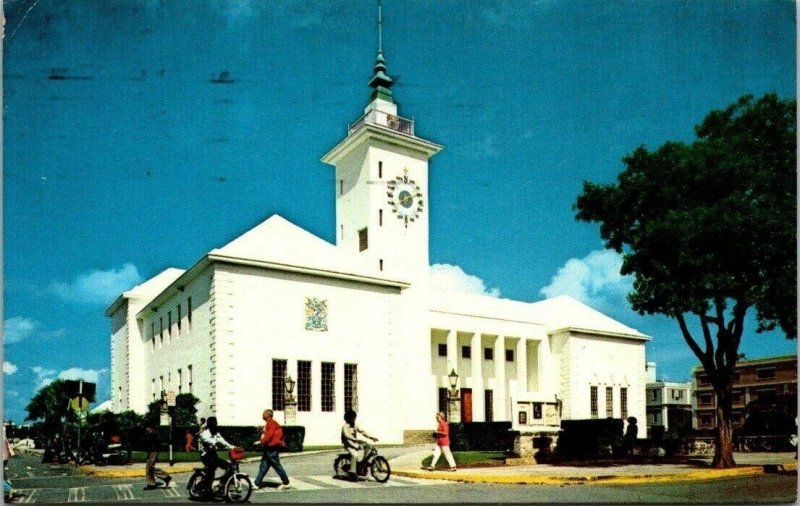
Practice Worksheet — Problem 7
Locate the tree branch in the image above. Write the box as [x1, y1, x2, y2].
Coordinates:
[677, 313, 713, 372]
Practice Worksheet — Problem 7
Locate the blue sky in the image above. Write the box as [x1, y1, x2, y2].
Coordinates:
[3, 0, 796, 423]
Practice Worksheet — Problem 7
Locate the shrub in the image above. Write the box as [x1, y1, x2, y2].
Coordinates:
[447, 422, 514, 452]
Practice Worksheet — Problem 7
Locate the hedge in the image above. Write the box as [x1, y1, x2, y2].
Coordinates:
[447, 422, 515, 452]
[556, 418, 624, 458]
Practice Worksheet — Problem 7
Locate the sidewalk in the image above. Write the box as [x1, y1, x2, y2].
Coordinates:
[390, 451, 798, 486]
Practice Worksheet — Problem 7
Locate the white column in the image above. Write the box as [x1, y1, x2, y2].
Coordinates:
[516, 338, 528, 395]
[471, 332, 484, 421]
[446, 330, 458, 376]
[494, 335, 506, 421]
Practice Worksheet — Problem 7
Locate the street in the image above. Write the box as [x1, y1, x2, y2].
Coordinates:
[6, 450, 797, 504]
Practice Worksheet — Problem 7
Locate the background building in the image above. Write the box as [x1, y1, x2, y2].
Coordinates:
[691, 354, 797, 430]
[645, 362, 692, 435]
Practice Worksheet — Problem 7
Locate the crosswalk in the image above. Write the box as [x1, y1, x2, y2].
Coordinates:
[9, 474, 453, 502]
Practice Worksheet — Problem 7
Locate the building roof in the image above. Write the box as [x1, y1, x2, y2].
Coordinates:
[691, 353, 797, 372]
[429, 291, 649, 341]
[105, 267, 185, 316]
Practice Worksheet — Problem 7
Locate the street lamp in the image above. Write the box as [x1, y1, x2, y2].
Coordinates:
[446, 368, 461, 423]
[284, 374, 296, 402]
[284, 374, 297, 425]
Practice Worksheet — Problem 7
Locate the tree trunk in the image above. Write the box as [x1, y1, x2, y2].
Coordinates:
[712, 389, 736, 468]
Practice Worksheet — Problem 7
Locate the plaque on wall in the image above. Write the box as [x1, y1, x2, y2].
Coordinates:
[304, 297, 328, 331]
[518, 411, 527, 425]
[544, 403, 559, 425]
[533, 403, 542, 419]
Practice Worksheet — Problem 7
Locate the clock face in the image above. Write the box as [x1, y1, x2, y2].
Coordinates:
[387, 171, 423, 226]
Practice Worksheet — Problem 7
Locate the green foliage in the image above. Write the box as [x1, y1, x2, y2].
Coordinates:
[144, 393, 200, 428]
[575, 93, 796, 370]
[742, 393, 797, 435]
[25, 380, 96, 430]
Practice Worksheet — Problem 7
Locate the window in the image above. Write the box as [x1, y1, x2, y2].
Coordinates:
[344, 364, 358, 412]
[379, 209, 383, 226]
[671, 389, 684, 400]
[756, 367, 776, 380]
[653, 412, 661, 424]
[697, 374, 709, 385]
[485, 390, 494, 422]
[272, 359, 287, 410]
[484, 348, 494, 361]
[378, 161, 383, 179]
[379, 259, 383, 271]
[187, 297, 193, 328]
[159, 317, 164, 345]
[177, 368, 183, 393]
[649, 389, 659, 401]
[620, 387, 628, 419]
[118, 387, 123, 407]
[340, 225, 344, 240]
[340, 179, 344, 195]
[590, 386, 598, 418]
[151, 323, 155, 350]
[461, 346, 471, 359]
[438, 388, 448, 420]
[606, 387, 613, 417]
[177, 304, 182, 333]
[188, 365, 193, 393]
[168, 311, 173, 338]
[358, 228, 368, 251]
[297, 361, 312, 412]
[321, 362, 335, 412]
[159, 376, 164, 394]
[152, 379, 156, 400]
[505, 349, 514, 362]
[437, 344, 447, 357]
[732, 390, 742, 403]
[698, 393, 714, 405]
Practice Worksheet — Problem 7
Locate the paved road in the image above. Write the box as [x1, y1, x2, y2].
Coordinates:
[6, 451, 797, 503]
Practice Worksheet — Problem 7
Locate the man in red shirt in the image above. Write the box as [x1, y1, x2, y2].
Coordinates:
[426, 412, 457, 471]
[252, 409, 291, 490]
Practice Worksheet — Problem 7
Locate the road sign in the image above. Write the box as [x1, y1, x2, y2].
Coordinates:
[166, 390, 176, 407]
[70, 397, 90, 412]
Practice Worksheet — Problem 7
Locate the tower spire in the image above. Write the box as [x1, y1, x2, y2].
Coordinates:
[368, 0, 393, 103]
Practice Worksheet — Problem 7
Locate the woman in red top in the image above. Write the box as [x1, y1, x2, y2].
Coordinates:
[425, 412, 456, 471]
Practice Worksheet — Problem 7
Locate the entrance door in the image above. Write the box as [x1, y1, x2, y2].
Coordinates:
[460, 388, 473, 422]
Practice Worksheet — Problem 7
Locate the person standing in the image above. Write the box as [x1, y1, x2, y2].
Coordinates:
[425, 412, 456, 471]
[184, 429, 195, 452]
[623, 416, 639, 456]
[143, 424, 172, 490]
[252, 409, 290, 490]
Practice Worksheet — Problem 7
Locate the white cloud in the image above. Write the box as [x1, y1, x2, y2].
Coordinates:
[3, 316, 65, 344]
[57, 367, 108, 384]
[48, 263, 143, 305]
[31, 366, 57, 390]
[3, 361, 18, 375]
[539, 249, 633, 312]
[430, 263, 501, 298]
[30, 366, 108, 391]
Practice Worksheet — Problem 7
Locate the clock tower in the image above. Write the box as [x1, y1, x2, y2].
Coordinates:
[321, 37, 441, 284]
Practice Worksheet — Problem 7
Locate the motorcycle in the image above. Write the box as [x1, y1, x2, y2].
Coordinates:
[79, 430, 131, 466]
[334, 442, 391, 483]
[187, 447, 253, 503]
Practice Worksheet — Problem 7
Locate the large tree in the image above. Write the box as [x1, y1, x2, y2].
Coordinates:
[574, 93, 796, 468]
[25, 379, 97, 432]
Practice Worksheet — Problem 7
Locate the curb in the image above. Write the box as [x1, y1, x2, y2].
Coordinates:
[394, 462, 797, 486]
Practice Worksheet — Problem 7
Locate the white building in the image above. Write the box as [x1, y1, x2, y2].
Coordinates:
[107, 43, 650, 445]
[645, 363, 692, 434]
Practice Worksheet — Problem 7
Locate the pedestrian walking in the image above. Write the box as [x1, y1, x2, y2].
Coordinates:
[184, 429, 195, 452]
[252, 409, 290, 490]
[623, 416, 638, 456]
[143, 424, 172, 490]
[425, 412, 456, 471]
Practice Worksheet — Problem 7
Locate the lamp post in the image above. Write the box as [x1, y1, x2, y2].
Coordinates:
[284, 374, 297, 425]
[447, 368, 461, 423]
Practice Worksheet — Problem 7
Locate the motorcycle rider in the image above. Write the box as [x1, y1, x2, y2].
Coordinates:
[198, 417, 234, 496]
[341, 410, 377, 479]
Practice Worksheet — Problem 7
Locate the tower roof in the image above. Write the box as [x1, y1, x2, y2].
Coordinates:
[368, 0, 393, 102]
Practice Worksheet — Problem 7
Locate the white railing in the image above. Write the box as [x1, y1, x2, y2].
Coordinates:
[348, 109, 414, 136]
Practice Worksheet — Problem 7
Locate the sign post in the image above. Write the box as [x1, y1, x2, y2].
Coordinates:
[166, 391, 176, 466]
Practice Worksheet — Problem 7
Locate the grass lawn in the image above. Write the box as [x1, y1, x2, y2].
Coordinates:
[420, 451, 507, 469]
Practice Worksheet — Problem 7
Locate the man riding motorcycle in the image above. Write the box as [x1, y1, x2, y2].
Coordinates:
[197, 417, 234, 495]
